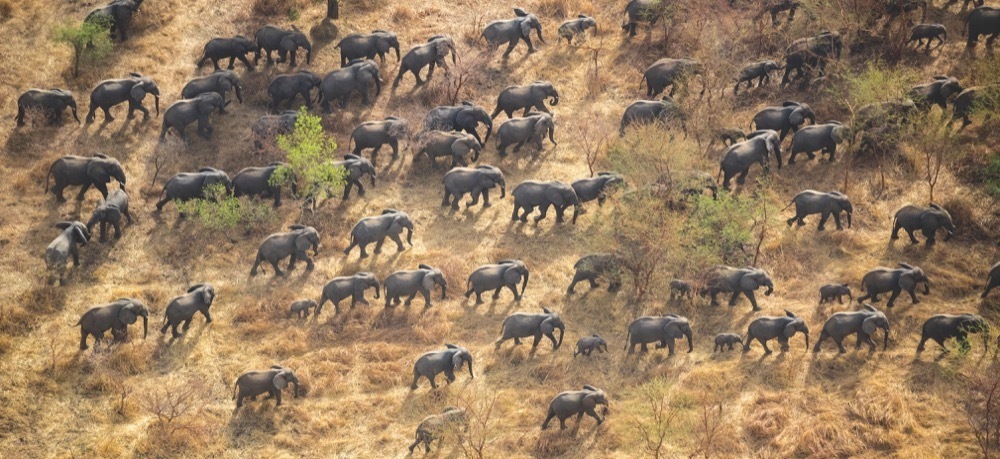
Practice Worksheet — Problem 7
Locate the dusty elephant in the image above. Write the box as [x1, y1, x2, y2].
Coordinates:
[335, 30, 400, 66]
[254, 25, 311, 67]
[317, 58, 382, 111]
[408, 407, 468, 453]
[197, 35, 258, 71]
[983, 262, 1000, 298]
[714, 333, 743, 352]
[749, 101, 816, 144]
[619, 97, 683, 136]
[558, 14, 598, 45]
[574, 335, 608, 357]
[392, 35, 457, 88]
[267, 71, 321, 112]
[787, 122, 851, 164]
[482, 7, 545, 58]
[181, 70, 243, 113]
[571, 172, 624, 206]
[45, 221, 90, 286]
[566, 253, 622, 294]
[332, 154, 377, 199]
[415, 130, 482, 169]
[154, 167, 232, 212]
[819, 283, 853, 305]
[719, 129, 781, 189]
[641, 58, 705, 98]
[423, 101, 493, 145]
[86, 189, 133, 242]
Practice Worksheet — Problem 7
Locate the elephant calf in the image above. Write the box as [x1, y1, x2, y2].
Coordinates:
[411, 344, 474, 389]
[442, 165, 506, 209]
[714, 333, 743, 352]
[574, 335, 608, 358]
[496, 307, 565, 352]
[288, 299, 317, 319]
[819, 283, 853, 305]
[466, 260, 529, 303]
[734, 60, 782, 95]
[45, 221, 90, 286]
[384, 264, 447, 308]
[76, 298, 149, 350]
[908, 24, 947, 51]
[86, 189, 133, 242]
[891, 203, 955, 245]
[784, 190, 853, 231]
[813, 304, 889, 353]
[250, 225, 320, 276]
[542, 386, 608, 430]
[233, 365, 300, 409]
[409, 407, 468, 453]
[161, 284, 216, 338]
[558, 14, 597, 45]
[495, 112, 556, 157]
[567, 253, 622, 294]
[344, 209, 414, 258]
[917, 313, 989, 353]
[743, 310, 809, 354]
[669, 279, 693, 300]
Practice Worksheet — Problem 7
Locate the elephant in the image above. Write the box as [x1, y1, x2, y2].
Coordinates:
[197, 35, 258, 71]
[86, 189, 132, 242]
[624, 314, 694, 355]
[813, 304, 889, 353]
[392, 35, 457, 88]
[495, 307, 565, 352]
[268, 71, 322, 112]
[331, 154, 377, 199]
[482, 8, 545, 58]
[983, 262, 1000, 298]
[857, 263, 930, 307]
[254, 25, 311, 66]
[715, 128, 747, 146]
[571, 172, 624, 206]
[15, 89, 79, 126]
[159, 93, 228, 144]
[819, 283, 853, 305]
[84, 0, 142, 41]
[317, 272, 381, 315]
[891, 203, 955, 245]
[787, 122, 850, 164]
[781, 31, 842, 86]
[743, 310, 810, 354]
[86, 73, 160, 123]
[918, 313, 990, 352]
[734, 60, 783, 95]
[317, 59, 382, 111]
[750, 101, 816, 144]
[714, 333, 743, 352]
[343, 209, 414, 258]
[756, 0, 801, 26]
[160, 284, 215, 338]
[441, 165, 506, 209]
[622, 0, 663, 37]
[423, 102, 493, 145]
[491, 81, 560, 119]
[252, 110, 298, 149]
[641, 58, 705, 98]
[415, 131, 482, 169]
[574, 335, 608, 358]
[465, 260, 529, 304]
[250, 225, 320, 277]
[558, 14, 597, 45]
[566, 253, 622, 294]
[409, 407, 468, 453]
[701, 265, 775, 311]
[965, 6, 1000, 49]
[181, 71, 243, 113]
[154, 167, 232, 211]
[951, 87, 994, 130]
[384, 264, 447, 308]
[45, 154, 126, 202]
[494, 112, 556, 157]
[670, 279, 693, 300]
[783, 190, 853, 230]
[45, 222, 90, 285]
[411, 344, 474, 389]
[76, 298, 148, 350]
[233, 365, 299, 409]
[511, 180, 582, 224]
[908, 24, 947, 51]
[619, 97, 682, 136]
[718, 129, 781, 189]
[233, 162, 296, 207]
[336, 30, 400, 66]
[907, 76, 963, 112]
[288, 299, 317, 319]
[349, 116, 409, 167]
[542, 386, 608, 430]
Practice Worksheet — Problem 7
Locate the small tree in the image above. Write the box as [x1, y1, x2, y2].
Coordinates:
[457, 388, 502, 459]
[626, 378, 677, 459]
[53, 20, 112, 77]
[273, 107, 347, 208]
[965, 359, 1000, 459]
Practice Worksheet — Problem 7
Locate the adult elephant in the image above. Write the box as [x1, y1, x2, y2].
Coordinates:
[197, 35, 258, 71]
[86, 73, 160, 123]
[542, 386, 609, 430]
[495, 307, 565, 352]
[46, 154, 126, 202]
[482, 7, 545, 58]
[983, 262, 1000, 298]
[336, 30, 400, 66]
[465, 260, 529, 303]
[511, 180, 582, 225]
[813, 304, 889, 353]
[701, 265, 775, 311]
[567, 253, 622, 294]
[622, 0, 663, 37]
[750, 101, 816, 144]
[160, 284, 216, 338]
[154, 167, 232, 211]
[343, 209, 414, 258]
[907, 76, 963, 111]
[918, 313, 990, 353]
[159, 93, 228, 144]
[719, 129, 780, 189]
[16, 89, 79, 126]
[181, 71, 243, 113]
[317, 59, 382, 111]
[495, 113, 556, 158]
[641, 58, 705, 98]
[415, 131, 482, 169]
[787, 122, 850, 164]
[784, 190, 853, 230]
[411, 344, 474, 389]
[891, 203, 955, 245]
[442, 165, 506, 209]
[233, 162, 296, 207]
[743, 310, 810, 354]
[423, 102, 493, 145]
[781, 31, 842, 86]
[250, 225, 321, 277]
[254, 25, 311, 67]
[624, 314, 693, 355]
[491, 81, 560, 119]
[268, 71, 322, 112]
[76, 298, 148, 350]
[317, 272, 381, 315]
[384, 264, 447, 308]
[85, 0, 142, 41]
[966, 6, 1000, 49]
[857, 263, 930, 307]
[349, 116, 409, 167]
[393, 35, 457, 88]
[233, 365, 299, 409]
[332, 154, 377, 199]
[572, 172, 624, 206]
[619, 97, 682, 136]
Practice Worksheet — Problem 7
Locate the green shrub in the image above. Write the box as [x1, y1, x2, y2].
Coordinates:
[986, 157, 1000, 198]
[53, 20, 112, 77]
[272, 107, 347, 204]
[681, 194, 756, 266]
[174, 184, 276, 230]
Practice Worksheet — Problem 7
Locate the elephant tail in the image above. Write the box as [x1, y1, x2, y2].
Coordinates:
[781, 198, 796, 211]
[860, 278, 867, 293]
[623, 328, 631, 350]
[638, 74, 646, 92]
[44, 166, 53, 192]
[232, 381, 238, 400]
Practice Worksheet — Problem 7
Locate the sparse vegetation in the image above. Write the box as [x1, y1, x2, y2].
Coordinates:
[52, 20, 112, 77]
[174, 183, 277, 231]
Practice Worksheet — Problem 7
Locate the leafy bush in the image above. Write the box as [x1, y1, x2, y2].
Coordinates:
[986, 157, 1000, 198]
[53, 20, 112, 77]
[833, 60, 916, 112]
[174, 184, 276, 230]
[272, 107, 347, 204]
[682, 194, 756, 266]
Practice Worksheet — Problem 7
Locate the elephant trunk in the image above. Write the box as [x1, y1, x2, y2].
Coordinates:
[499, 183, 506, 199]
[406, 227, 413, 246]
[154, 95, 160, 116]
[923, 281, 931, 295]
[373, 281, 381, 299]
[685, 330, 694, 353]
[764, 283, 774, 296]
[571, 204, 580, 224]
[394, 45, 401, 61]
[882, 327, 889, 351]
[803, 332, 810, 351]
[306, 46, 312, 65]
[369, 172, 376, 187]
[483, 123, 492, 143]
[548, 124, 557, 145]
[556, 326, 564, 349]
[71, 106, 81, 124]
[467, 360, 474, 379]
[235, 84, 243, 104]
[440, 283, 447, 300]
[847, 211, 852, 228]
[549, 95, 559, 106]
[293, 381, 299, 398]
[535, 26, 545, 44]
[521, 270, 529, 295]
[141, 314, 148, 339]
[374, 74, 382, 97]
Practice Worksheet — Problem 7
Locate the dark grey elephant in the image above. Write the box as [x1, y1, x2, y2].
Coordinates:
[813, 304, 889, 353]
[85, 0, 142, 41]
[233, 162, 296, 207]
[642, 58, 705, 98]
[343, 209, 414, 258]
[714, 333, 743, 352]
[250, 225, 320, 276]
[619, 97, 682, 136]
[567, 253, 622, 294]
[819, 283, 853, 305]
[701, 265, 775, 311]
[574, 335, 608, 357]
[465, 260, 529, 303]
[45, 222, 90, 286]
[857, 263, 930, 307]
[784, 190, 853, 230]
[392, 35, 457, 88]
[288, 299, 317, 319]
[268, 71, 322, 112]
[45, 154, 126, 202]
[495, 112, 556, 157]
[159, 93, 228, 144]
[965, 6, 1000, 49]
[951, 87, 994, 130]
[254, 25, 311, 66]
[572, 172, 624, 206]
[197, 35, 258, 71]
[719, 129, 780, 189]
[181, 70, 243, 113]
[983, 262, 1000, 298]
[511, 180, 582, 224]
[252, 110, 298, 149]
[542, 386, 608, 430]
[154, 167, 232, 211]
[409, 407, 468, 453]
[781, 31, 842, 86]
[750, 101, 816, 144]
[76, 298, 148, 350]
[349, 116, 409, 167]
[734, 60, 783, 95]
[336, 30, 400, 66]
[86, 189, 132, 242]
[318, 59, 382, 111]
[384, 264, 447, 308]
[415, 130, 482, 169]
[160, 284, 215, 338]
[16, 89, 79, 126]
[907, 24, 947, 51]
[86, 73, 160, 123]
[423, 101, 493, 145]
[441, 165, 506, 209]
[907, 76, 963, 111]
[495, 307, 565, 352]
[918, 313, 990, 353]
[332, 154, 377, 199]
[787, 122, 850, 164]
[743, 310, 810, 354]
[411, 344, 474, 389]
[317, 272, 380, 315]
[233, 365, 299, 409]
[621, 0, 663, 37]
[491, 81, 560, 119]
[558, 14, 597, 45]
[891, 203, 955, 245]
[482, 8, 544, 58]
[624, 314, 694, 355]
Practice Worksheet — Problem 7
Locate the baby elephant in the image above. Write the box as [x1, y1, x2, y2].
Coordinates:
[408, 407, 468, 453]
[288, 299, 317, 319]
[574, 334, 608, 358]
[45, 221, 90, 286]
[908, 24, 947, 51]
[86, 189, 133, 242]
[819, 283, 853, 305]
[557, 14, 597, 45]
[542, 385, 609, 430]
[734, 60, 782, 95]
[669, 279, 693, 300]
[714, 333, 743, 352]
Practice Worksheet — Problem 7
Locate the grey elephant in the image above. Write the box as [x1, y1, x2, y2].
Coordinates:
[318, 59, 382, 111]
[891, 203, 954, 245]
[784, 190, 853, 230]
[86, 73, 160, 123]
[622, 0, 663, 37]
[624, 314, 694, 355]
[45, 154, 126, 202]
[966, 6, 1000, 49]
[392, 35, 457, 88]
[857, 263, 930, 307]
[572, 172, 624, 206]
[750, 101, 816, 144]
[511, 180, 582, 224]
[756, 0, 801, 26]
[86, 189, 132, 242]
[85, 0, 142, 41]
[233, 162, 296, 207]
[233, 365, 299, 409]
[288, 299, 317, 319]
[918, 313, 990, 353]
[336, 30, 400, 66]
[16, 89, 79, 126]
[619, 97, 682, 136]
[714, 333, 743, 352]
[715, 128, 747, 147]
[566, 253, 622, 294]
[558, 14, 598, 45]
[252, 110, 298, 149]
[574, 335, 608, 358]
[409, 407, 468, 453]
[719, 129, 780, 189]
[983, 262, 1000, 298]
[160, 284, 215, 338]
[813, 304, 889, 353]
[442, 165, 506, 209]
[76, 298, 148, 350]
[268, 71, 321, 112]
[734, 60, 783, 95]
[743, 310, 810, 354]
[495, 112, 556, 157]
[343, 209, 414, 258]
[411, 344, 474, 389]
[701, 265, 775, 311]
[495, 307, 565, 352]
[951, 87, 993, 130]
[254, 25, 311, 66]
[45, 222, 90, 286]
[670, 279, 693, 300]
[317, 272, 381, 315]
[908, 24, 947, 51]
[181, 71, 243, 113]
[423, 101, 493, 145]
[331, 154, 377, 199]
[907, 76, 963, 112]
[197, 35, 258, 71]
[349, 116, 408, 167]
[819, 283, 853, 305]
[787, 122, 850, 164]
[159, 93, 228, 144]
[542, 386, 608, 430]
[250, 225, 320, 277]
[642, 58, 705, 98]
[491, 81, 560, 119]
[415, 131, 482, 169]
[154, 167, 232, 211]
[781, 31, 842, 86]
[384, 264, 447, 308]
[482, 7, 545, 58]
[465, 260, 529, 303]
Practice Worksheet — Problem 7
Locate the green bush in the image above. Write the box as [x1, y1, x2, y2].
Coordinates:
[986, 157, 1000, 198]
[272, 107, 347, 204]
[53, 20, 112, 77]
[174, 184, 276, 231]
[681, 194, 756, 266]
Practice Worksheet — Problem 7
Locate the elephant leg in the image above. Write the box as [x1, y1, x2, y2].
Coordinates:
[428, 374, 438, 389]
[817, 211, 830, 231]
[75, 182, 92, 201]
[502, 40, 518, 58]
[404, 291, 417, 306]
[373, 237, 385, 254]
[836, 336, 848, 353]
[112, 221, 122, 239]
[710, 292, 720, 307]
[445, 368, 456, 384]
[554, 205, 566, 223]
[886, 289, 901, 307]
[832, 212, 842, 230]
[475, 290, 484, 304]
[530, 333, 542, 351]
[534, 203, 550, 223]
[182, 318, 193, 331]
[907, 288, 920, 304]
[759, 338, 772, 354]
[520, 205, 533, 222]
[270, 259, 285, 276]
[410, 371, 421, 390]
[421, 289, 432, 308]
[545, 332, 558, 349]
[905, 228, 920, 244]
[388, 233, 405, 252]
[71, 245, 81, 267]
[171, 322, 182, 338]
[299, 252, 314, 271]
[736, 169, 749, 185]
[640, 343, 649, 353]
[585, 406, 603, 425]
[541, 411, 556, 430]
[492, 286, 503, 300]
[79, 329, 90, 350]
[727, 292, 740, 307]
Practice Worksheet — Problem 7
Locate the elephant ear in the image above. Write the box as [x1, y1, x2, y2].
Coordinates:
[739, 274, 760, 291]
[899, 272, 916, 292]
[582, 393, 598, 409]
[451, 351, 465, 370]
[455, 110, 477, 130]
[664, 322, 683, 339]
[272, 372, 288, 390]
[862, 316, 877, 335]
[513, 7, 529, 17]
[539, 318, 555, 334]
[119, 307, 137, 325]
[831, 126, 849, 143]
[919, 212, 941, 229]
[502, 266, 523, 285]
[376, 37, 391, 53]
[421, 273, 437, 292]
[533, 118, 549, 138]
[788, 107, 806, 126]
[130, 85, 147, 102]
[520, 19, 531, 38]
[87, 162, 112, 183]
[295, 233, 313, 252]
[783, 321, 798, 338]
[451, 139, 471, 157]
[545, 188, 567, 207]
